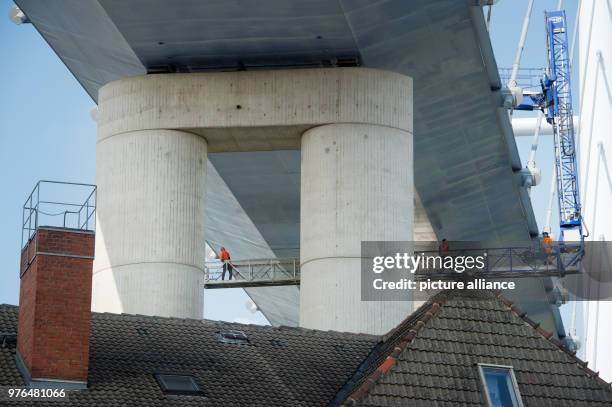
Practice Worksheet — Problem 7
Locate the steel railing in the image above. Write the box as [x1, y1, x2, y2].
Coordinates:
[499, 67, 548, 93]
[204, 258, 300, 288]
[202, 243, 583, 288]
[21, 180, 97, 249]
[412, 243, 583, 280]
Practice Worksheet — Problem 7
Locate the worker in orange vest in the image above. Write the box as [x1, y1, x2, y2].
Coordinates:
[438, 238, 450, 256]
[541, 232, 554, 265]
[219, 247, 233, 280]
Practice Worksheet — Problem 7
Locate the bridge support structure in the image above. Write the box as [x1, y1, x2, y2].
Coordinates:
[300, 123, 413, 334]
[92, 67, 414, 332]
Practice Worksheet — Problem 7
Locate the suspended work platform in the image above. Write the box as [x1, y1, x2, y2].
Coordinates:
[204, 244, 584, 289]
[415, 244, 583, 280]
[204, 258, 300, 289]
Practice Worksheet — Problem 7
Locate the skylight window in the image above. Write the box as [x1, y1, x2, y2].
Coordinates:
[217, 330, 249, 344]
[154, 374, 202, 395]
[136, 327, 149, 336]
[477, 364, 523, 407]
[270, 338, 287, 347]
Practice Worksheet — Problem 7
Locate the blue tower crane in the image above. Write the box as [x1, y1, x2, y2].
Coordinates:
[544, 10, 582, 241]
[507, 10, 582, 242]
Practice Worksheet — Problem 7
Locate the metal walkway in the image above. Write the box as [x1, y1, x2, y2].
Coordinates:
[414, 244, 583, 280]
[204, 258, 300, 289]
[204, 244, 583, 289]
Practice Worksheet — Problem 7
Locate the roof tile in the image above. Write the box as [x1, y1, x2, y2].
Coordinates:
[0, 304, 377, 407]
[337, 290, 612, 407]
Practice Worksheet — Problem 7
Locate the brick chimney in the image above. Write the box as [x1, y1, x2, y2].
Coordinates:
[17, 227, 94, 387]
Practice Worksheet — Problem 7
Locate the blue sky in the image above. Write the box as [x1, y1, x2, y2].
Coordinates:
[1, 2, 96, 302]
[0, 0, 578, 327]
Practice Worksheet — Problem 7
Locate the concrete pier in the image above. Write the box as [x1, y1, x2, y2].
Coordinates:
[92, 67, 413, 331]
[93, 129, 207, 318]
[300, 124, 414, 334]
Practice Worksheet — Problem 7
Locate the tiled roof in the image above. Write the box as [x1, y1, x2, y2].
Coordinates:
[337, 290, 612, 407]
[2, 290, 611, 406]
[0, 304, 377, 406]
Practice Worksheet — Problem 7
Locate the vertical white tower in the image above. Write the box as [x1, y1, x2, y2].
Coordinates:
[578, 0, 612, 382]
[90, 68, 414, 334]
[93, 129, 207, 319]
[300, 124, 414, 334]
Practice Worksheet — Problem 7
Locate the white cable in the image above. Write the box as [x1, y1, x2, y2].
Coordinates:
[570, 293, 578, 336]
[544, 163, 556, 234]
[564, 0, 584, 355]
[527, 111, 544, 165]
[569, 0, 582, 69]
[509, 0, 535, 86]
[576, 0, 591, 129]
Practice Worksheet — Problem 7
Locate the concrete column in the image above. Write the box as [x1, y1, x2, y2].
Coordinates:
[93, 129, 207, 319]
[93, 67, 411, 322]
[300, 123, 413, 335]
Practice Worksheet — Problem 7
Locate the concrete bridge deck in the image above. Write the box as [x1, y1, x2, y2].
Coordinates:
[16, 0, 541, 327]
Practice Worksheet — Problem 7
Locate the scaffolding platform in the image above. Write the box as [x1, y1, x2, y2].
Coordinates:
[203, 244, 583, 289]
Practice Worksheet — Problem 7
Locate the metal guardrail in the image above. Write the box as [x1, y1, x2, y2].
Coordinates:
[412, 244, 583, 280]
[21, 180, 97, 249]
[204, 258, 300, 289]
[203, 243, 583, 288]
[499, 67, 547, 93]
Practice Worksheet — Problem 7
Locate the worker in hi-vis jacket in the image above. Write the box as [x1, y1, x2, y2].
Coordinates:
[542, 232, 554, 265]
[219, 247, 233, 280]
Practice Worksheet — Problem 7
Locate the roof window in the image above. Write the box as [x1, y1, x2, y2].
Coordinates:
[217, 330, 249, 344]
[136, 327, 149, 336]
[270, 338, 287, 347]
[477, 364, 523, 407]
[154, 373, 202, 395]
[1, 333, 16, 348]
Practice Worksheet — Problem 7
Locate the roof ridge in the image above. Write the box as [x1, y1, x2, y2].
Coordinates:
[5, 303, 377, 340]
[339, 298, 446, 406]
[337, 289, 612, 406]
[495, 291, 612, 392]
[328, 291, 452, 407]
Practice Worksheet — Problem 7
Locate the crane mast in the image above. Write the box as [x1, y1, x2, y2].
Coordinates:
[504, 10, 583, 242]
[544, 10, 581, 241]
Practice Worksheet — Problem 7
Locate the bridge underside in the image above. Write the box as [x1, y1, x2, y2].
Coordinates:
[17, 0, 542, 327]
